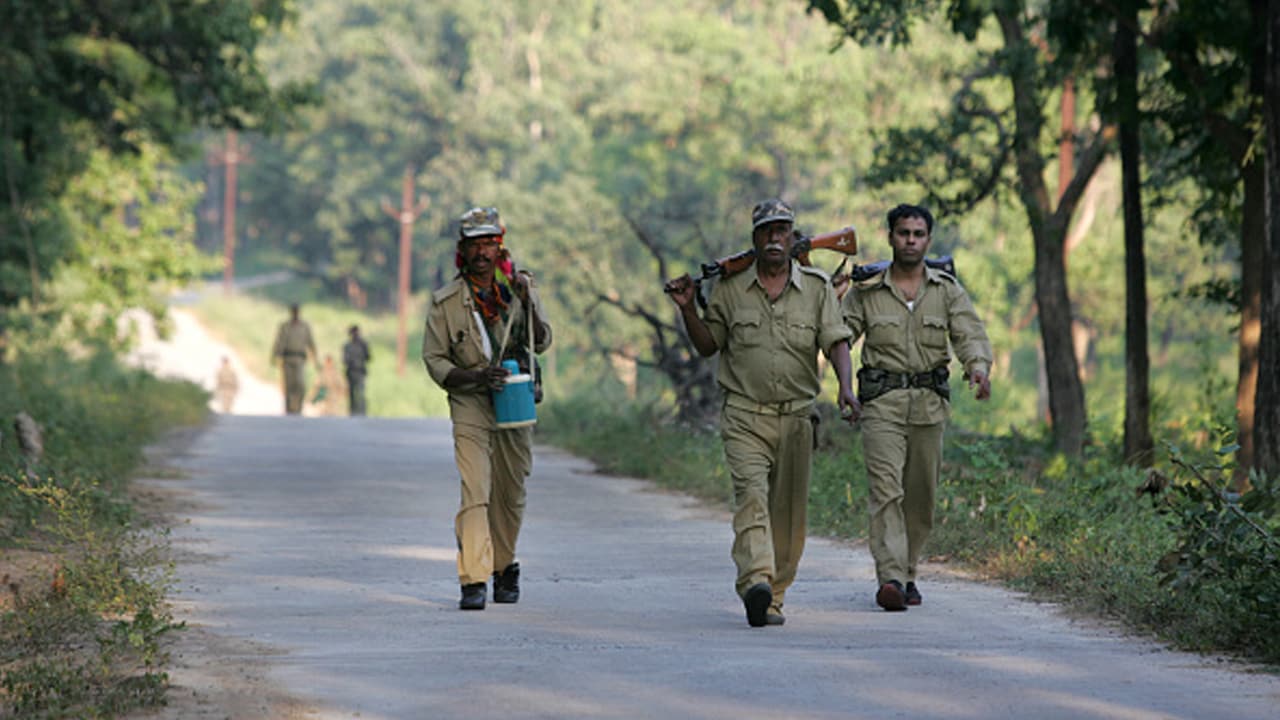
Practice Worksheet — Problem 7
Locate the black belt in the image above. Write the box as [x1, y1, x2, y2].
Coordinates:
[857, 366, 950, 402]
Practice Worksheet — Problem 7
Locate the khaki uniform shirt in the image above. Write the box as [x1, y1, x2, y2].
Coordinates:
[841, 266, 992, 425]
[705, 261, 852, 408]
[422, 274, 553, 429]
[271, 320, 316, 362]
[216, 364, 239, 393]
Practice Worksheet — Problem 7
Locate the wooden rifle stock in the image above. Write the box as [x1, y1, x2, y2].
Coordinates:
[698, 226, 859, 280]
[666, 226, 858, 307]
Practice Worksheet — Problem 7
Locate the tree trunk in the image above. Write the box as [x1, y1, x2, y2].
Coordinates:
[1237, 161, 1264, 481]
[1255, 0, 1280, 476]
[1032, 220, 1088, 454]
[998, 9, 1090, 454]
[1116, 2, 1154, 466]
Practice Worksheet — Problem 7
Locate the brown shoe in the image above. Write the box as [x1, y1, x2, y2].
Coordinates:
[904, 581, 922, 606]
[876, 580, 907, 612]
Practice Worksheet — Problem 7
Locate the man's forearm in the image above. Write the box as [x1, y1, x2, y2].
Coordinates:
[681, 306, 718, 357]
[442, 367, 480, 391]
[830, 340, 853, 391]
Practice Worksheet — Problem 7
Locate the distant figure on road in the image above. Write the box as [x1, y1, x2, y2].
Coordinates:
[312, 354, 346, 416]
[343, 324, 371, 416]
[841, 204, 992, 611]
[422, 206, 552, 611]
[271, 303, 318, 415]
[214, 355, 239, 413]
[664, 198, 857, 628]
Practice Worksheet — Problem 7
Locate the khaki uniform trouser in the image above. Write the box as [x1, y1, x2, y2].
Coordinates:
[862, 415, 944, 585]
[454, 422, 532, 586]
[215, 390, 235, 414]
[720, 403, 813, 611]
[347, 372, 367, 416]
[282, 359, 306, 414]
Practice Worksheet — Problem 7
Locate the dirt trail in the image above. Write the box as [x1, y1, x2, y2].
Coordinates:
[123, 306, 283, 415]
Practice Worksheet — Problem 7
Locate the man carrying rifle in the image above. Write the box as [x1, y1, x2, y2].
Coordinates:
[841, 203, 992, 611]
[665, 198, 857, 628]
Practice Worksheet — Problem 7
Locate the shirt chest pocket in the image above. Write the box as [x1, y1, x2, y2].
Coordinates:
[730, 311, 763, 348]
[786, 313, 818, 349]
[867, 314, 903, 347]
[449, 316, 486, 368]
[920, 315, 949, 350]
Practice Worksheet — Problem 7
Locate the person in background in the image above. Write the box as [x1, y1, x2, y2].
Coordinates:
[343, 324, 371, 416]
[271, 303, 319, 415]
[214, 355, 239, 414]
[313, 354, 346, 416]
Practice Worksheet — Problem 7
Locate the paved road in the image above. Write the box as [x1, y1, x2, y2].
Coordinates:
[152, 415, 1279, 720]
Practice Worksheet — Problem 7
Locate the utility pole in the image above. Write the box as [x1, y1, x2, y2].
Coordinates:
[209, 131, 249, 295]
[381, 164, 429, 376]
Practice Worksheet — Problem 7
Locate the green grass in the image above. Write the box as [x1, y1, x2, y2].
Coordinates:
[190, 292, 449, 417]
[1, 348, 208, 718]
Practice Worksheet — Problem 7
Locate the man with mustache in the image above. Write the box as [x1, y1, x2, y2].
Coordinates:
[422, 206, 552, 611]
[666, 198, 857, 627]
[841, 203, 992, 611]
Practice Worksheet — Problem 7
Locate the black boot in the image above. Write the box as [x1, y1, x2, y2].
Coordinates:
[459, 582, 486, 610]
[492, 562, 520, 604]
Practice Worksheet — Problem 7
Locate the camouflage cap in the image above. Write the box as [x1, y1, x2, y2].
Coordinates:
[751, 198, 795, 229]
[459, 206, 504, 238]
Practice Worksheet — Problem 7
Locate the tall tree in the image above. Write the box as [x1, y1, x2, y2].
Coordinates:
[1128, 0, 1269, 477]
[0, 0, 303, 335]
[808, 0, 1110, 454]
[1258, 0, 1280, 475]
[1112, 0, 1155, 465]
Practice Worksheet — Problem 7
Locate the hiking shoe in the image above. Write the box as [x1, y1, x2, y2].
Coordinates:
[492, 562, 520, 604]
[743, 583, 772, 627]
[765, 610, 786, 626]
[876, 580, 907, 612]
[459, 582, 486, 610]
[904, 581, 922, 606]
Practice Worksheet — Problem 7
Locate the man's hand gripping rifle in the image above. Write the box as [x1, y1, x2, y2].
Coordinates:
[665, 226, 859, 308]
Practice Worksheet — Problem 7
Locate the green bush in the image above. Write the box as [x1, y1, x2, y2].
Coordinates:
[1, 349, 204, 717]
[1156, 448, 1280, 662]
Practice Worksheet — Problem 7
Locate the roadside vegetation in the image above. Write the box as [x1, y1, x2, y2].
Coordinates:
[0, 349, 208, 717]
[539, 384, 1280, 666]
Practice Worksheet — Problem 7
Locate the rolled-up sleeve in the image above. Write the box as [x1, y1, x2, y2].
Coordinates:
[817, 283, 853, 356]
[422, 300, 456, 388]
[947, 283, 993, 377]
[704, 282, 729, 350]
[840, 287, 866, 341]
[528, 283, 553, 354]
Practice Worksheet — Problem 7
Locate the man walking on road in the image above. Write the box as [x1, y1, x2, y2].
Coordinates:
[214, 355, 239, 413]
[841, 204, 993, 611]
[343, 324, 371, 416]
[665, 198, 857, 627]
[271, 303, 319, 415]
[422, 206, 552, 611]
